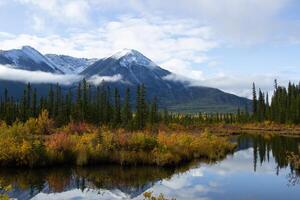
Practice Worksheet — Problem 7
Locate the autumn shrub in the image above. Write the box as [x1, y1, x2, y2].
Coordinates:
[127, 132, 157, 151]
[45, 132, 75, 164]
[0, 119, 235, 167]
[73, 132, 102, 165]
[65, 121, 92, 135]
[24, 110, 54, 135]
[0, 122, 45, 167]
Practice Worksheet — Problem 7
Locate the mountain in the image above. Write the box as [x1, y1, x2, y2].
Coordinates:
[45, 54, 98, 74]
[0, 46, 251, 113]
[0, 46, 63, 73]
[81, 49, 251, 112]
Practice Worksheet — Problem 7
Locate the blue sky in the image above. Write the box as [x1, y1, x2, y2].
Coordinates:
[0, 0, 300, 97]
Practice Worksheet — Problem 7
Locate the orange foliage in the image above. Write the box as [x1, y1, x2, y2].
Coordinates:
[46, 132, 73, 151]
[65, 122, 91, 134]
[0, 119, 235, 167]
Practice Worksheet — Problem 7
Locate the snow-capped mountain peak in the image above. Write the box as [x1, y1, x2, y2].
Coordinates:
[45, 54, 98, 74]
[0, 46, 63, 73]
[21, 46, 52, 64]
[112, 49, 158, 70]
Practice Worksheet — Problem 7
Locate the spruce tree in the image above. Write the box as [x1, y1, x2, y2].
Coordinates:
[32, 88, 37, 117]
[149, 96, 158, 125]
[113, 88, 121, 126]
[252, 83, 257, 120]
[122, 87, 132, 126]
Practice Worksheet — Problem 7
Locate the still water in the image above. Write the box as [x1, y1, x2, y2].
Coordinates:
[2, 134, 300, 200]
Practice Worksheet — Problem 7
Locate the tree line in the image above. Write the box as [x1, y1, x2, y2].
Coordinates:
[1, 79, 300, 128]
[0, 80, 161, 129]
[252, 80, 300, 124]
[0, 80, 252, 128]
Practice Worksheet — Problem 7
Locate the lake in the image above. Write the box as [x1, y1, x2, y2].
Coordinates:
[1, 134, 300, 200]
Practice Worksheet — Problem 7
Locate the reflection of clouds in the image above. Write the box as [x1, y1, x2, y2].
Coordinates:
[30, 148, 297, 200]
[136, 166, 213, 200]
[208, 181, 218, 188]
[161, 172, 196, 189]
[32, 188, 130, 200]
[142, 184, 211, 200]
[190, 168, 204, 177]
[200, 148, 280, 176]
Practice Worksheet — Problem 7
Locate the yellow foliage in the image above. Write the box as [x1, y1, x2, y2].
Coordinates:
[0, 119, 235, 167]
[24, 110, 54, 135]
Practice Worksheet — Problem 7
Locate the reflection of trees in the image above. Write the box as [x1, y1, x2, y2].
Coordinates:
[287, 170, 300, 186]
[76, 166, 174, 189]
[239, 134, 300, 182]
[46, 169, 72, 193]
[0, 161, 206, 199]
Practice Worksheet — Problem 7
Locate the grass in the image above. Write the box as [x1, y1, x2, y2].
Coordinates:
[164, 122, 300, 136]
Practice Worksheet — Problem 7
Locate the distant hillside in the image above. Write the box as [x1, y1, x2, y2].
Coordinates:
[0, 46, 251, 113]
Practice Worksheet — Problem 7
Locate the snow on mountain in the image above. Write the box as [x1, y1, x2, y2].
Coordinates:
[45, 54, 98, 74]
[81, 48, 170, 86]
[21, 46, 54, 66]
[0, 46, 63, 73]
[0, 46, 98, 74]
[0, 46, 251, 113]
[112, 48, 158, 70]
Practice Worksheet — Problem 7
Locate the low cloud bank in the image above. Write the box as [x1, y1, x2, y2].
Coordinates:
[163, 72, 294, 99]
[87, 74, 123, 85]
[0, 65, 81, 85]
[162, 74, 191, 85]
[0, 65, 124, 86]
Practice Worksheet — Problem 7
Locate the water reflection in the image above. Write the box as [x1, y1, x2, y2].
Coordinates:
[0, 164, 201, 200]
[237, 134, 300, 173]
[1, 134, 300, 200]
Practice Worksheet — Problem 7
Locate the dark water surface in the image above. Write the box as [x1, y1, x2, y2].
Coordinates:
[2, 134, 300, 200]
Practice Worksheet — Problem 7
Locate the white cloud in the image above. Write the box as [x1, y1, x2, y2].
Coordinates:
[163, 71, 298, 98]
[0, 65, 81, 85]
[0, 64, 123, 86]
[87, 74, 123, 85]
[0, 16, 214, 81]
[32, 15, 45, 32]
[1, 1, 298, 98]
[163, 73, 190, 83]
[16, 0, 91, 24]
[193, 74, 277, 98]
[102, 0, 292, 44]
[64, 0, 90, 24]
[161, 59, 205, 80]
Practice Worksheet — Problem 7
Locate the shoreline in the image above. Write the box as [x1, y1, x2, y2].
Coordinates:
[170, 123, 300, 136]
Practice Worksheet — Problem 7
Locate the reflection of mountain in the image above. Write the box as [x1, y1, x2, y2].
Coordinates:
[0, 166, 180, 200]
[2, 135, 300, 199]
[73, 166, 175, 199]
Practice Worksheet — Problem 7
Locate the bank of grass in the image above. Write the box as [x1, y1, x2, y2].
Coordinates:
[166, 122, 300, 136]
[0, 111, 235, 168]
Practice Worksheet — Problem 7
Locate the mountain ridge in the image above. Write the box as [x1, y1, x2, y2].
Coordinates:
[0, 46, 251, 113]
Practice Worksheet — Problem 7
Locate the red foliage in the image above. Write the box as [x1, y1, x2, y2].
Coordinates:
[66, 122, 89, 134]
[46, 132, 73, 152]
[116, 131, 128, 147]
